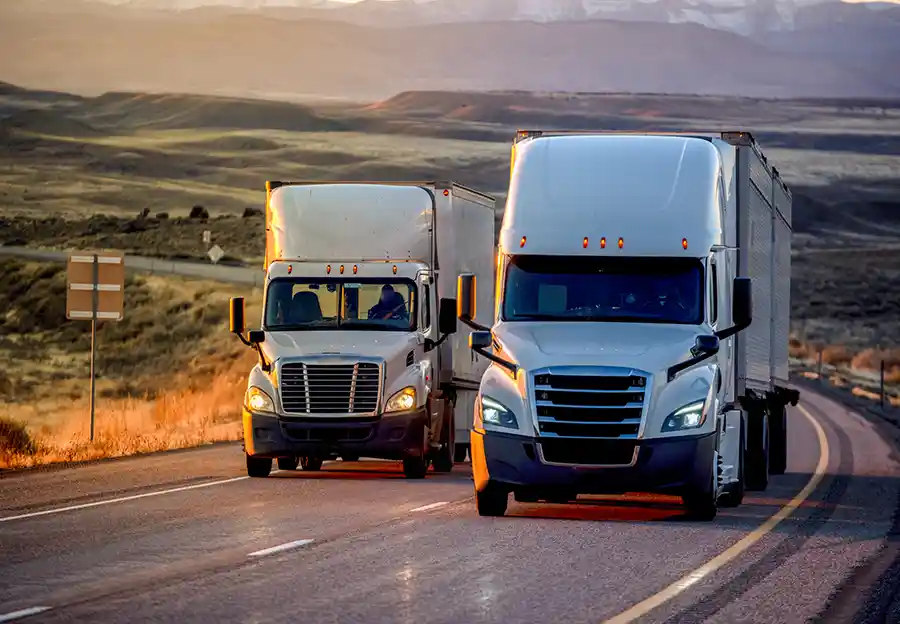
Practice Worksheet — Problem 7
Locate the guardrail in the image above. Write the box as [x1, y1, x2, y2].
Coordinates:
[790, 357, 899, 422]
[0, 246, 266, 287]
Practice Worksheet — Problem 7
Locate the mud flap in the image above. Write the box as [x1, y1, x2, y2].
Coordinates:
[718, 409, 743, 489]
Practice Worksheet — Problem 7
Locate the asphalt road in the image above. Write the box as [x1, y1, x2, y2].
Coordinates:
[1, 389, 899, 624]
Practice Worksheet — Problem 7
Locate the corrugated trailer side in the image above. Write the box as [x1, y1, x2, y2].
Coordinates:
[736, 143, 775, 394]
[772, 175, 792, 386]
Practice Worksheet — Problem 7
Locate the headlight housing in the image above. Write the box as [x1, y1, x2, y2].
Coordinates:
[478, 395, 518, 429]
[662, 399, 707, 432]
[245, 386, 275, 413]
[385, 386, 416, 413]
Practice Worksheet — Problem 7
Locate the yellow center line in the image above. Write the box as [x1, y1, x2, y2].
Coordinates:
[603, 404, 830, 624]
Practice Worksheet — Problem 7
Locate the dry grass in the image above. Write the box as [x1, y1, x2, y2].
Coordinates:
[0, 362, 250, 469]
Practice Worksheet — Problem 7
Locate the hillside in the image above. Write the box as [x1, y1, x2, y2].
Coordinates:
[1, 4, 899, 99]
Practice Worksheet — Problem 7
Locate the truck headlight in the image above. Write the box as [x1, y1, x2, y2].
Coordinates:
[478, 395, 518, 429]
[385, 386, 416, 413]
[245, 387, 275, 413]
[662, 400, 707, 431]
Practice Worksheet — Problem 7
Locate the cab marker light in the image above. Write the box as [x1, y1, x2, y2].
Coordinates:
[682, 238, 689, 250]
[618, 237, 624, 249]
[600, 237, 607, 249]
[583, 237, 589, 249]
[326, 264, 332, 274]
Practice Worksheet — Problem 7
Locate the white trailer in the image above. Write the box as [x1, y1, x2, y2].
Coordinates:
[229, 180, 495, 478]
[456, 130, 798, 518]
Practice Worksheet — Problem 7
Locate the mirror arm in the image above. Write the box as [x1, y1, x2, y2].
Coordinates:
[473, 346, 518, 377]
[667, 350, 718, 383]
[461, 317, 490, 332]
[714, 318, 751, 342]
[256, 343, 271, 373]
[424, 333, 450, 353]
[235, 330, 271, 372]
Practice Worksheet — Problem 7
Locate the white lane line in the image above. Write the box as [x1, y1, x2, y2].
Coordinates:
[409, 501, 450, 513]
[603, 404, 830, 624]
[0, 476, 249, 523]
[0, 607, 52, 622]
[248, 539, 314, 558]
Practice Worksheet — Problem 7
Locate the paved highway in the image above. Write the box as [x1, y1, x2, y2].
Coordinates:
[1, 389, 899, 623]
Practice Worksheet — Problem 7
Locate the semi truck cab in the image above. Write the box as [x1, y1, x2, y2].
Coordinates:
[458, 131, 798, 519]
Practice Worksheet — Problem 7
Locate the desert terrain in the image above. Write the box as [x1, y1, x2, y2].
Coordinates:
[1, 83, 898, 466]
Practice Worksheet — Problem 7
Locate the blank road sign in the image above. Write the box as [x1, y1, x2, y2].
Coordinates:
[66, 251, 125, 321]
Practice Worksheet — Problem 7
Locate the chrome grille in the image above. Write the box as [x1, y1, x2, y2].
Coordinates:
[280, 362, 380, 415]
[533, 372, 646, 440]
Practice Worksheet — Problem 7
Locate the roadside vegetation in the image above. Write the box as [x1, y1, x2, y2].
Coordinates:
[0, 258, 260, 469]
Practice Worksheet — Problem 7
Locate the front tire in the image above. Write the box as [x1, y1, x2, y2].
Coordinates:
[719, 415, 745, 508]
[476, 482, 509, 517]
[431, 404, 456, 474]
[246, 454, 272, 478]
[299, 456, 324, 471]
[277, 456, 299, 471]
[403, 456, 429, 479]
[341, 454, 360, 462]
[682, 451, 718, 521]
[454, 443, 469, 463]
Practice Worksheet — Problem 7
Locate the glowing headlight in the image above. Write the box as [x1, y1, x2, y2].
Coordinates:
[245, 387, 275, 413]
[385, 386, 416, 413]
[478, 395, 518, 429]
[662, 399, 706, 431]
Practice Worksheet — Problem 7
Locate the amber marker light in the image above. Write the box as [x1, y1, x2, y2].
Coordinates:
[618, 237, 624, 249]
[353, 264, 358, 274]
[520, 236, 527, 248]
[600, 237, 607, 249]
[682, 238, 689, 250]
[583, 237, 589, 248]
[326, 264, 331, 274]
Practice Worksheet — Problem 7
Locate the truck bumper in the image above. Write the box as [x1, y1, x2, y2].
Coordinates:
[243, 408, 429, 461]
[470, 429, 716, 497]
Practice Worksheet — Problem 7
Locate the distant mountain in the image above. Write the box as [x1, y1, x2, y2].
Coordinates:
[84, 0, 900, 36]
[1, 1, 898, 99]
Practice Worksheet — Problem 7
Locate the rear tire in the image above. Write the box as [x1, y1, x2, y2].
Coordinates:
[769, 406, 787, 476]
[277, 456, 299, 471]
[454, 443, 469, 463]
[299, 456, 323, 472]
[246, 454, 272, 478]
[745, 409, 770, 491]
[403, 456, 429, 479]
[476, 482, 509, 517]
[341, 454, 360, 462]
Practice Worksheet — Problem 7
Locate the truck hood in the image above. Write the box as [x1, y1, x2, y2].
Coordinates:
[260, 330, 418, 365]
[494, 322, 704, 373]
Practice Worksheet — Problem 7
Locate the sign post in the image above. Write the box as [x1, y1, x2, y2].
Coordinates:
[66, 251, 125, 441]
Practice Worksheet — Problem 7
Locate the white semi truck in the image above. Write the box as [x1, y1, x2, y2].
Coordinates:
[457, 130, 799, 519]
[229, 181, 495, 479]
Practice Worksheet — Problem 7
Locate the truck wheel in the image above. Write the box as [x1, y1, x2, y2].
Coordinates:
[476, 482, 509, 517]
[769, 406, 788, 476]
[745, 409, 770, 491]
[246, 454, 272, 478]
[403, 456, 429, 479]
[341, 454, 360, 462]
[682, 451, 717, 521]
[454, 443, 469, 463]
[432, 407, 455, 474]
[719, 416, 745, 508]
[277, 456, 299, 471]
[299, 456, 323, 472]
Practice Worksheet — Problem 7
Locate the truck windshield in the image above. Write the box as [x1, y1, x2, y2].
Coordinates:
[264, 278, 417, 331]
[501, 255, 704, 325]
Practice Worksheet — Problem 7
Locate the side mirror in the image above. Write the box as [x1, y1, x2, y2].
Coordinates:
[229, 297, 245, 334]
[469, 331, 492, 350]
[248, 330, 265, 344]
[456, 273, 476, 323]
[732, 277, 752, 327]
[438, 298, 457, 335]
[691, 335, 720, 358]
